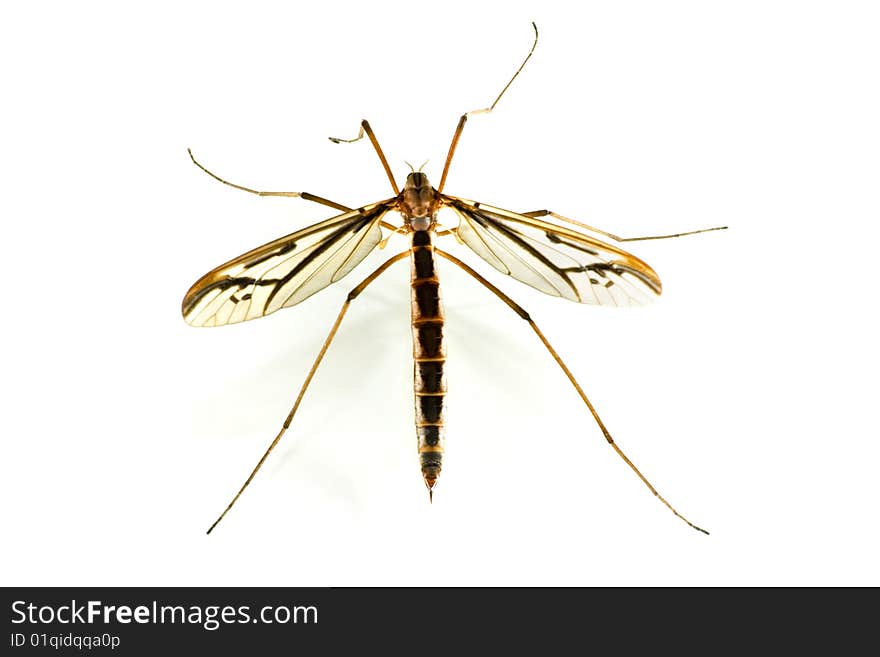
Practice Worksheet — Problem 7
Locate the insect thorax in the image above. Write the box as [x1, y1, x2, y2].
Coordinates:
[402, 172, 438, 231]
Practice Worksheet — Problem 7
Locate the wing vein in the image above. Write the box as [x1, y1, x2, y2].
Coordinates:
[182, 201, 393, 326]
[444, 196, 662, 307]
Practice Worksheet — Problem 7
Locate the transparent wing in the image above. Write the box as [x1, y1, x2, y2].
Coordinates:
[182, 201, 393, 327]
[446, 197, 662, 306]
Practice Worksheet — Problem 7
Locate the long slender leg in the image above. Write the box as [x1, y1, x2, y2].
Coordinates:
[437, 23, 539, 193]
[521, 209, 727, 243]
[206, 250, 411, 534]
[190, 148, 402, 237]
[328, 120, 400, 195]
[188, 149, 352, 212]
[434, 248, 709, 535]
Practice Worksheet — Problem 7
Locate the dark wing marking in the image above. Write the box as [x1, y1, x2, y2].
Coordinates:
[182, 200, 394, 326]
[445, 197, 662, 306]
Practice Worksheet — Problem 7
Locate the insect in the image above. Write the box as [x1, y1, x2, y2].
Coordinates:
[183, 24, 725, 534]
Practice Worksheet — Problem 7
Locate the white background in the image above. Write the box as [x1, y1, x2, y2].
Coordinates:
[2, 0, 878, 586]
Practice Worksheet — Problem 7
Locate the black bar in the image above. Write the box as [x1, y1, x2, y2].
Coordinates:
[1, 587, 873, 654]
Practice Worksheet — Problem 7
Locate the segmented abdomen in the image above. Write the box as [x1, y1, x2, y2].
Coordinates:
[410, 230, 446, 494]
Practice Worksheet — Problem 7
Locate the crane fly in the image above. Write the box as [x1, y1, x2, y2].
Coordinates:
[183, 23, 725, 535]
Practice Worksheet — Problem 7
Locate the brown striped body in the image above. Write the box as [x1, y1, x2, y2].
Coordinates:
[410, 229, 446, 494]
